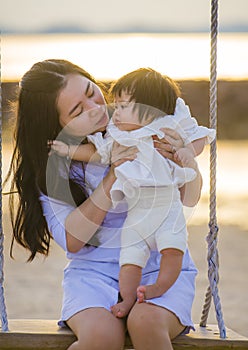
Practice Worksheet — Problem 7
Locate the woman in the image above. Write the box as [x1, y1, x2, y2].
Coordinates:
[7, 59, 201, 350]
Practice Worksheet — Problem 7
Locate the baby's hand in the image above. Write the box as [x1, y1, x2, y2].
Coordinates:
[174, 147, 198, 170]
[48, 140, 69, 157]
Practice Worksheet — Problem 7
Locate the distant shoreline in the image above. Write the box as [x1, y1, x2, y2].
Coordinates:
[2, 27, 248, 35]
[2, 79, 248, 140]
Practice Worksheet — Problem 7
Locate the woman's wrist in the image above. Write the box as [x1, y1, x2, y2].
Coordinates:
[89, 168, 115, 211]
[105, 165, 117, 185]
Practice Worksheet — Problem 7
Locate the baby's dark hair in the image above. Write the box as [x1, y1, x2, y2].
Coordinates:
[110, 68, 181, 123]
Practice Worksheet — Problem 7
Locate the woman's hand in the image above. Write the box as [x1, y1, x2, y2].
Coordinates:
[154, 128, 202, 207]
[111, 141, 138, 167]
[153, 128, 184, 161]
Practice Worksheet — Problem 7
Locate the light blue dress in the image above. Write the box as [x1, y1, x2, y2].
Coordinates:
[39, 160, 198, 333]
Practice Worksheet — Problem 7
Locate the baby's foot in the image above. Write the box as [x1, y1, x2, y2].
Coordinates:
[137, 285, 146, 303]
[111, 300, 133, 318]
[137, 283, 165, 302]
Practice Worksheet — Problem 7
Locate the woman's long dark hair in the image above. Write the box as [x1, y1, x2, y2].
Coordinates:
[5, 59, 104, 261]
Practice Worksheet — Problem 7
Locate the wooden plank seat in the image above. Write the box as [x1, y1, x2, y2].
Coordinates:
[1, 319, 248, 349]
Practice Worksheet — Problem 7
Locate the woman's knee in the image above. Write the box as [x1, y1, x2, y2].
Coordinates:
[127, 303, 174, 350]
[127, 302, 184, 340]
[128, 303, 164, 336]
[67, 308, 126, 350]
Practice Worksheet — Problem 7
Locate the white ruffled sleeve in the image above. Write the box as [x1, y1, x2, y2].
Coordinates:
[87, 132, 113, 164]
[174, 98, 216, 145]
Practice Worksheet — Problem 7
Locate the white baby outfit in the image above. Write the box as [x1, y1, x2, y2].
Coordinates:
[88, 98, 215, 268]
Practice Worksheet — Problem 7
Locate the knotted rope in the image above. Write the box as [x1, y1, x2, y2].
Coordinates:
[199, 0, 226, 339]
[0, 60, 9, 331]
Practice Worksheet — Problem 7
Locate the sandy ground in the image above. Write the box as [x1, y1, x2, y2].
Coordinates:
[2, 141, 248, 338]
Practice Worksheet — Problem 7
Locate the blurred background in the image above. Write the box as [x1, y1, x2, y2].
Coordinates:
[1, 0, 248, 339]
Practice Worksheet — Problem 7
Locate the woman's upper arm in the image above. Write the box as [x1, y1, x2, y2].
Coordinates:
[39, 193, 77, 251]
[65, 232, 85, 253]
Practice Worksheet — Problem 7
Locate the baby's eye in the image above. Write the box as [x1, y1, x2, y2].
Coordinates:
[121, 102, 130, 109]
[113, 103, 124, 110]
[116, 102, 127, 109]
[113, 101, 130, 110]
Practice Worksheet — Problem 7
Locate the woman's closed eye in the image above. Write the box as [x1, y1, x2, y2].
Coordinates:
[73, 95, 95, 118]
[74, 106, 84, 117]
[87, 88, 94, 98]
[87, 82, 95, 98]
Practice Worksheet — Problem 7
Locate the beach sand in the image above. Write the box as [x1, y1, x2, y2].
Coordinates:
[3, 221, 248, 338]
[2, 141, 248, 338]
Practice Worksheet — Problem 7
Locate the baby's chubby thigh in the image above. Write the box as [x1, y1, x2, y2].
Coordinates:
[122, 199, 171, 251]
[119, 204, 156, 268]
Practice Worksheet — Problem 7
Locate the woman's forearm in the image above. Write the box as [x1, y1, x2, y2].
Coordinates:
[65, 168, 116, 252]
[65, 141, 138, 252]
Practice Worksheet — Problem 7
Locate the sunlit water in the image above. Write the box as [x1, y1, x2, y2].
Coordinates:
[2, 32, 248, 81]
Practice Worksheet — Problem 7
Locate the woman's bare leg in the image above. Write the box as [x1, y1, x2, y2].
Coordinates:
[66, 307, 126, 350]
[127, 302, 185, 350]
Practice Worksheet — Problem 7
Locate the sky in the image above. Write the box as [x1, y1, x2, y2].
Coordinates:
[1, 0, 248, 33]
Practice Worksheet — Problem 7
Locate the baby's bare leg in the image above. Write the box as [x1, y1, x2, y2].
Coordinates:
[137, 248, 183, 302]
[111, 264, 142, 318]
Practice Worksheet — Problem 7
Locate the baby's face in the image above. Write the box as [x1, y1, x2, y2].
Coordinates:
[112, 91, 141, 131]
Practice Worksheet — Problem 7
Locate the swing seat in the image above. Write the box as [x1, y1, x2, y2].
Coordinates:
[1, 319, 248, 350]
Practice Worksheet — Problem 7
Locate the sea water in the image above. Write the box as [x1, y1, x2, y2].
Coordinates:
[2, 32, 248, 81]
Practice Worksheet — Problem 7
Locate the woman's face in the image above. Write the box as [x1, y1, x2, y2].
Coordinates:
[57, 74, 109, 137]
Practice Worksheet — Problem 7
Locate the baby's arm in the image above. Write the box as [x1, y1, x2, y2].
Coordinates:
[171, 137, 206, 163]
[174, 146, 198, 169]
[190, 137, 206, 156]
[50, 140, 101, 162]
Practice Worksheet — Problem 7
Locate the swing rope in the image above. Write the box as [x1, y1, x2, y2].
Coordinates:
[0, 0, 226, 338]
[199, 0, 226, 339]
[0, 66, 9, 332]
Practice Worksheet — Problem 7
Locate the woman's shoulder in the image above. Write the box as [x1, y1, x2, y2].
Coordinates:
[39, 191, 76, 211]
